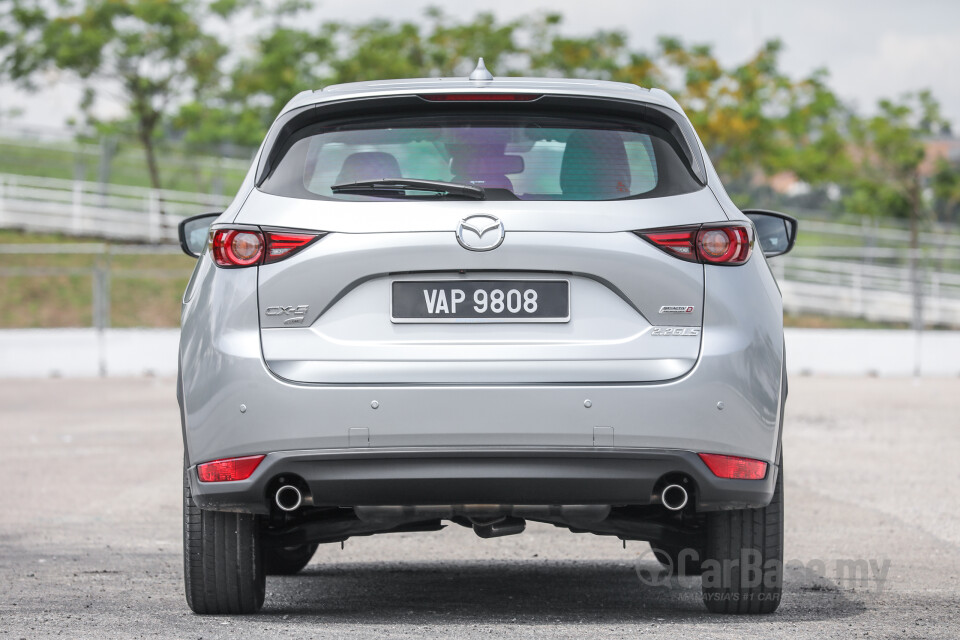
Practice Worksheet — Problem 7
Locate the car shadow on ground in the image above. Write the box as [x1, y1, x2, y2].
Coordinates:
[260, 559, 866, 623]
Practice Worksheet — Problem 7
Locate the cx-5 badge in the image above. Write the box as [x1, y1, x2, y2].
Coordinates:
[265, 305, 309, 325]
[456, 215, 504, 252]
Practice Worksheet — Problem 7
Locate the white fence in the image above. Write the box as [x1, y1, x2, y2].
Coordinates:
[777, 217, 960, 327]
[777, 254, 960, 326]
[2, 172, 960, 327]
[0, 173, 230, 242]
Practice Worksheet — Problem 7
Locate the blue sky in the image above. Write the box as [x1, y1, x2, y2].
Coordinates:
[2, 0, 958, 131]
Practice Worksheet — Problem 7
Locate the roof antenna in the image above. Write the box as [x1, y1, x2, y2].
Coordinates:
[469, 57, 493, 81]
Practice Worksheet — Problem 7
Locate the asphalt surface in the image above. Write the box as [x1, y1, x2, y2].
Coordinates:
[1, 376, 958, 638]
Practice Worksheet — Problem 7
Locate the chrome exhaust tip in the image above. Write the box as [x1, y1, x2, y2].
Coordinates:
[274, 485, 303, 512]
[660, 484, 689, 511]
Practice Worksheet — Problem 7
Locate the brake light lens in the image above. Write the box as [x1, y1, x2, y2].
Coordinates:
[210, 228, 321, 267]
[419, 93, 541, 101]
[640, 228, 699, 263]
[197, 455, 265, 482]
[212, 229, 264, 267]
[698, 226, 751, 264]
[638, 224, 753, 266]
[264, 231, 321, 263]
[698, 453, 768, 480]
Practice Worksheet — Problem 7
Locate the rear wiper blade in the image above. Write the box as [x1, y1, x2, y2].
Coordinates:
[330, 178, 485, 200]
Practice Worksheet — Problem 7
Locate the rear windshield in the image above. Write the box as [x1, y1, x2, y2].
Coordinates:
[259, 115, 704, 201]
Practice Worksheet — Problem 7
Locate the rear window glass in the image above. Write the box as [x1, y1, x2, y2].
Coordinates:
[259, 115, 703, 201]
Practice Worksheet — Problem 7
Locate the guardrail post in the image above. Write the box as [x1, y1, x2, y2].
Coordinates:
[930, 270, 940, 326]
[910, 248, 924, 330]
[92, 252, 111, 377]
[72, 180, 83, 234]
[98, 135, 116, 203]
[853, 263, 863, 317]
[862, 216, 875, 268]
[910, 247, 924, 378]
[147, 190, 161, 243]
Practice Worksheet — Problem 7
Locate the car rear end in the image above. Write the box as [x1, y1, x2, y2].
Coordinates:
[179, 78, 787, 615]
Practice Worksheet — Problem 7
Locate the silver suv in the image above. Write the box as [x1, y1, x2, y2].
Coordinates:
[177, 64, 796, 615]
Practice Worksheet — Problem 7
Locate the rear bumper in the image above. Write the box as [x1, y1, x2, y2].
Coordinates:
[189, 447, 778, 515]
[179, 243, 785, 473]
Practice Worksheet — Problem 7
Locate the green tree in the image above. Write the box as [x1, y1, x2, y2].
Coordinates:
[7, 2, 946, 223]
[843, 92, 952, 328]
[330, 8, 523, 83]
[528, 19, 643, 82]
[177, 20, 336, 147]
[174, 7, 850, 189]
[932, 158, 960, 225]
[177, 7, 528, 146]
[844, 92, 948, 222]
[523, 23, 849, 191]
[422, 8, 521, 76]
[0, 0, 235, 196]
[655, 37, 852, 191]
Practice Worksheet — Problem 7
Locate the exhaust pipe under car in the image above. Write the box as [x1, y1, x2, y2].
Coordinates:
[660, 484, 689, 511]
[473, 516, 526, 539]
[274, 485, 303, 512]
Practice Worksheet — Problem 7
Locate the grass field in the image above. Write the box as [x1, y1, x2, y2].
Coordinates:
[0, 230, 194, 328]
[0, 228, 926, 330]
[0, 137, 250, 195]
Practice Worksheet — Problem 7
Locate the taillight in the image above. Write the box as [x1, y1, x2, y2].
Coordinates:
[419, 93, 541, 101]
[638, 224, 753, 266]
[698, 453, 768, 480]
[210, 228, 321, 267]
[197, 455, 265, 482]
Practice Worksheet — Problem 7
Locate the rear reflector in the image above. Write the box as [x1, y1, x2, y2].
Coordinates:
[698, 453, 768, 480]
[640, 227, 699, 263]
[264, 231, 321, 263]
[419, 93, 541, 102]
[197, 455, 265, 482]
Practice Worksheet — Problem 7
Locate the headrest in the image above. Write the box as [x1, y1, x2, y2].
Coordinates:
[559, 130, 631, 199]
[335, 152, 402, 184]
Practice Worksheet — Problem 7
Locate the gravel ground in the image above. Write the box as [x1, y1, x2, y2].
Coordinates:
[1, 376, 958, 638]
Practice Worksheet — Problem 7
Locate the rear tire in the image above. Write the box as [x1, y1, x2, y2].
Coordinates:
[701, 458, 784, 614]
[183, 462, 266, 614]
[264, 543, 318, 575]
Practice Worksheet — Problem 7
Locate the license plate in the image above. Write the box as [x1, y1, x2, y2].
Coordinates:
[391, 280, 570, 323]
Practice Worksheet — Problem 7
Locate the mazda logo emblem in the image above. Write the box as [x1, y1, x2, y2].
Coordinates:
[456, 215, 504, 252]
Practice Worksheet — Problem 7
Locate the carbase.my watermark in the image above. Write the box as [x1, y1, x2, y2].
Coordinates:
[635, 547, 892, 593]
